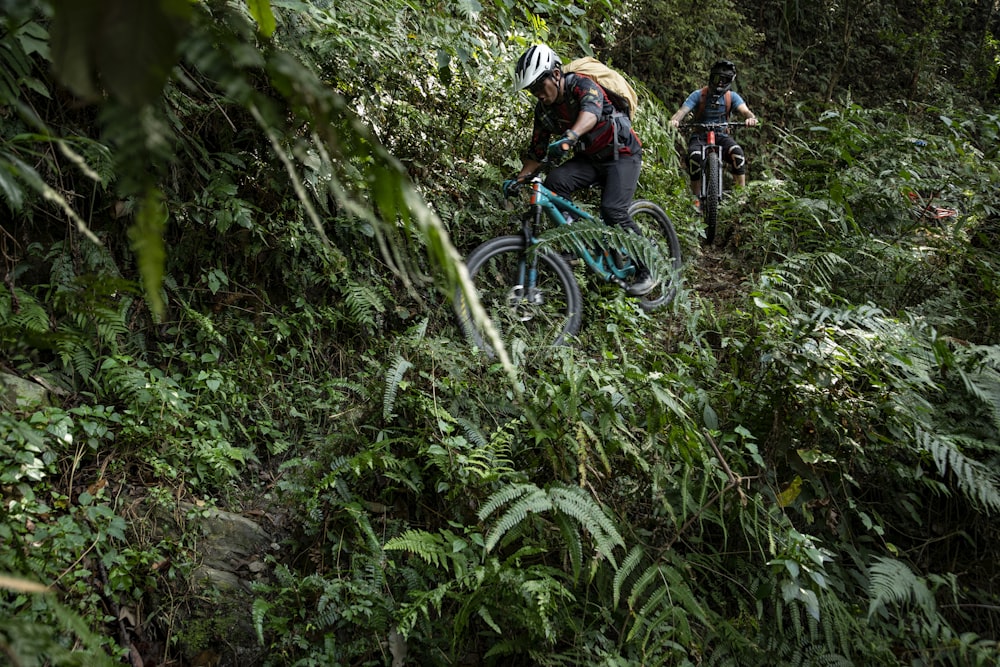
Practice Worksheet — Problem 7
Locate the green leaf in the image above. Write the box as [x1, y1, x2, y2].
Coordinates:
[247, 0, 277, 37]
[129, 188, 167, 321]
[50, 0, 189, 106]
[797, 448, 836, 465]
[16, 21, 51, 60]
[48, 0, 101, 100]
[0, 158, 25, 210]
[702, 403, 718, 430]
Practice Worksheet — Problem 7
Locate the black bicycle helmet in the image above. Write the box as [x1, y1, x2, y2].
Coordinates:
[709, 60, 736, 95]
[514, 44, 561, 91]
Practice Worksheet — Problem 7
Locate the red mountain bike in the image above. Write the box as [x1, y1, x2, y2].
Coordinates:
[684, 120, 746, 245]
[907, 190, 958, 224]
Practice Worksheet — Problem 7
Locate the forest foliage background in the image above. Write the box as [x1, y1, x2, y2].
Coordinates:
[2, 0, 1000, 665]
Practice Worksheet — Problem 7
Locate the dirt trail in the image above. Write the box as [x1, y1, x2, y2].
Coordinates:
[688, 243, 753, 304]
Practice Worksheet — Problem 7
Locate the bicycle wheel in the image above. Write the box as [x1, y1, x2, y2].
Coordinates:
[628, 200, 683, 311]
[703, 151, 721, 244]
[455, 235, 583, 359]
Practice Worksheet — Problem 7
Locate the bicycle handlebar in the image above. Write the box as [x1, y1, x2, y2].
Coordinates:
[680, 120, 749, 130]
[503, 154, 559, 198]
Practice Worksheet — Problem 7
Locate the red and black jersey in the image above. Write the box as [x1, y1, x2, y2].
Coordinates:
[525, 73, 641, 162]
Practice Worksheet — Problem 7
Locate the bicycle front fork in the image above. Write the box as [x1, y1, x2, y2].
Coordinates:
[507, 260, 544, 321]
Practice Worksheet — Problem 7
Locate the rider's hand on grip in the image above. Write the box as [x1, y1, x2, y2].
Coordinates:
[502, 177, 522, 197]
[546, 139, 571, 160]
[547, 130, 578, 161]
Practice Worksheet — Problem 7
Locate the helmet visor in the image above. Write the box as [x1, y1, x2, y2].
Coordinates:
[711, 69, 735, 92]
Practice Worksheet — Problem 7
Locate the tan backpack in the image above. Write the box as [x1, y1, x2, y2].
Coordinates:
[562, 57, 639, 120]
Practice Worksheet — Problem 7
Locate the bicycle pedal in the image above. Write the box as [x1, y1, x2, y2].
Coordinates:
[625, 274, 658, 297]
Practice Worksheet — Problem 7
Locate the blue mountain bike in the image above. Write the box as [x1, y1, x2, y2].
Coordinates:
[454, 171, 682, 358]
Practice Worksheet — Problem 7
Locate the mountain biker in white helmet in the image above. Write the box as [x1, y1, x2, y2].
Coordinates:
[504, 44, 655, 297]
[669, 60, 758, 205]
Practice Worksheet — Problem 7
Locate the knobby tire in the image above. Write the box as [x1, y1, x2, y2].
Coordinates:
[628, 199, 682, 311]
[704, 151, 720, 245]
[455, 235, 582, 360]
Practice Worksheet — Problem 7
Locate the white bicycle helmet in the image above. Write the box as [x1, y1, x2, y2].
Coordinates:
[514, 44, 561, 91]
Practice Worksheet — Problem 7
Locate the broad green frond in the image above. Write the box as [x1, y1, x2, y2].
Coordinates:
[478, 482, 625, 560]
[546, 484, 625, 562]
[476, 482, 537, 520]
[384, 529, 467, 575]
[343, 279, 384, 327]
[483, 486, 551, 551]
[867, 556, 935, 621]
[613, 545, 645, 607]
[383, 354, 412, 419]
[9, 291, 49, 332]
[916, 427, 1000, 512]
[552, 512, 583, 581]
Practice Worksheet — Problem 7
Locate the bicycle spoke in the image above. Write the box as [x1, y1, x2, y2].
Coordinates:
[456, 236, 582, 364]
[628, 200, 682, 311]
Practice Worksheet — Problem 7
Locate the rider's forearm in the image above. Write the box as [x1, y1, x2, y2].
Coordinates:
[670, 108, 688, 124]
[737, 104, 756, 121]
[519, 159, 542, 179]
[569, 111, 598, 138]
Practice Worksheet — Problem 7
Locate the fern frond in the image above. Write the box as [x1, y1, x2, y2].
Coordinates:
[956, 357, 1000, 432]
[405, 317, 428, 342]
[10, 290, 50, 332]
[457, 417, 489, 449]
[477, 482, 537, 520]
[383, 354, 412, 419]
[395, 581, 452, 637]
[313, 592, 340, 630]
[535, 221, 668, 278]
[90, 304, 129, 344]
[478, 482, 624, 560]
[621, 563, 710, 665]
[627, 574, 671, 643]
[552, 512, 583, 582]
[342, 279, 384, 327]
[53, 327, 97, 380]
[476, 606, 502, 635]
[346, 501, 382, 554]
[483, 486, 551, 551]
[969, 343, 1000, 372]
[100, 358, 149, 401]
[626, 562, 661, 612]
[518, 573, 574, 641]
[546, 484, 624, 561]
[251, 598, 270, 644]
[867, 556, 935, 621]
[383, 529, 453, 570]
[916, 426, 1000, 512]
[771, 251, 852, 293]
[439, 437, 511, 481]
[613, 545, 645, 607]
[482, 636, 534, 661]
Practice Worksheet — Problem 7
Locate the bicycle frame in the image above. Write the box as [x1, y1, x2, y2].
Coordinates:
[522, 176, 637, 286]
[688, 121, 742, 202]
[907, 190, 958, 223]
[455, 173, 681, 354]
